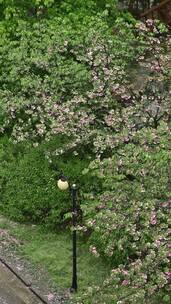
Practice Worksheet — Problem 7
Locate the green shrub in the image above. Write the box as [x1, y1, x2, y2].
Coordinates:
[0, 136, 92, 228]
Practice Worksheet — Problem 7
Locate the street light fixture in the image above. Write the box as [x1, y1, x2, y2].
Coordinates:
[57, 175, 69, 191]
[57, 174, 78, 292]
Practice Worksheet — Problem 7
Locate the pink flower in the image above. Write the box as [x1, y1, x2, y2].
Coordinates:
[121, 280, 129, 286]
[47, 293, 55, 301]
[89, 245, 100, 257]
[146, 19, 154, 27]
[150, 63, 161, 72]
[150, 213, 157, 225]
[165, 272, 171, 280]
[122, 270, 129, 276]
[155, 240, 161, 247]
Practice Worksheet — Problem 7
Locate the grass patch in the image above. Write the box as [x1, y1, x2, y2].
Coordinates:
[0, 216, 109, 296]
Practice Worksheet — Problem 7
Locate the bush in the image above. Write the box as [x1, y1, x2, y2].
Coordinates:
[0, 136, 91, 228]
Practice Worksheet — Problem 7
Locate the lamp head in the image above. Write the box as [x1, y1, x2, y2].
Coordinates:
[57, 175, 69, 191]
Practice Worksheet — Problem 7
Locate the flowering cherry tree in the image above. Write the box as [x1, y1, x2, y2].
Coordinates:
[80, 123, 171, 303]
[1, 19, 170, 156]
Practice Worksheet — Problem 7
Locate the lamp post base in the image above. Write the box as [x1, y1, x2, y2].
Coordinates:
[70, 286, 77, 293]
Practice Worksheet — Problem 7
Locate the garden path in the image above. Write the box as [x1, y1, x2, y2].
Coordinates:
[0, 217, 70, 304]
[0, 261, 41, 304]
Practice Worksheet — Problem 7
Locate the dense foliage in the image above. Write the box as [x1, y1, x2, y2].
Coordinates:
[0, 136, 90, 227]
[79, 124, 171, 303]
[0, 0, 171, 303]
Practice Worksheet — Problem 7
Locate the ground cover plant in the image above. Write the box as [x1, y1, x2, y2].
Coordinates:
[0, 0, 171, 303]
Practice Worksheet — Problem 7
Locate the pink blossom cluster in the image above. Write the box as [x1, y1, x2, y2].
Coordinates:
[150, 213, 157, 225]
[89, 245, 100, 258]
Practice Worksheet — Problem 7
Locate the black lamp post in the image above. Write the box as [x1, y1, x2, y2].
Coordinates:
[57, 175, 78, 292]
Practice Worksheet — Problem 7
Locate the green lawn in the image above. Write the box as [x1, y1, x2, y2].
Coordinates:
[0, 216, 109, 298]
